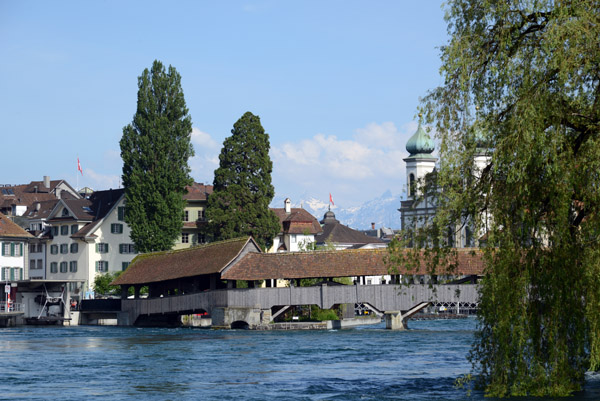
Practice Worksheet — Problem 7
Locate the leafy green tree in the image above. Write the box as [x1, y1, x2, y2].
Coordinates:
[93, 272, 123, 297]
[120, 60, 194, 252]
[205, 112, 280, 249]
[394, 1, 600, 397]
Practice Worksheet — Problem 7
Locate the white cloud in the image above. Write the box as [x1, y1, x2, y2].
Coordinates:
[271, 121, 424, 207]
[191, 127, 219, 150]
[189, 127, 221, 185]
[84, 169, 120, 190]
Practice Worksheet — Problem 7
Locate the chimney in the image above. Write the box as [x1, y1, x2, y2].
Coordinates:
[284, 198, 291, 214]
[371, 222, 376, 230]
[43, 176, 50, 189]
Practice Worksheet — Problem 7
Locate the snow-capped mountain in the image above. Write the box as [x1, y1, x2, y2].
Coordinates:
[271, 190, 403, 230]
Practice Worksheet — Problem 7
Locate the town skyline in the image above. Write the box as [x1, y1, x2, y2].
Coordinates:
[1, 2, 446, 208]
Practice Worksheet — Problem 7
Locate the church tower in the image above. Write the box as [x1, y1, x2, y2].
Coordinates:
[403, 116, 437, 198]
[399, 116, 438, 232]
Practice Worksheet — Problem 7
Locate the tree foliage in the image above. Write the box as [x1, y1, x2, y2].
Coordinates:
[120, 60, 194, 253]
[93, 272, 123, 297]
[205, 112, 281, 249]
[395, 0, 600, 396]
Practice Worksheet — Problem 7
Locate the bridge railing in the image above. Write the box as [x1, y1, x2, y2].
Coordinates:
[122, 284, 480, 318]
[0, 302, 24, 313]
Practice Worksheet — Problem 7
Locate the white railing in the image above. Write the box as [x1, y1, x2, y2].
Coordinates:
[0, 302, 23, 313]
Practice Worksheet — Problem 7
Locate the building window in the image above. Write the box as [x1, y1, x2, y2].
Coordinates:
[96, 261, 109, 272]
[1, 267, 22, 281]
[198, 234, 205, 244]
[122, 262, 130, 271]
[37, 259, 43, 269]
[69, 261, 77, 273]
[96, 243, 109, 253]
[409, 173, 416, 197]
[119, 244, 136, 254]
[30, 259, 36, 269]
[183, 210, 189, 222]
[111, 223, 123, 234]
[60, 244, 68, 254]
[181, 233, 189, 244]
[51, 226, 59, 236]
[118, 206, 125, 221]
[291, 234, 297, 243]
[2, 243, 10, 256]
[71, 224, 78, 234]
[61, 225, 69, 235]
[70, 243, 78, 253]
[50, 245, 58, 255]
[198, 209, 205, 220]
[62, 208, 69, 217]
[60, 262, 68, 273]
[2, 242, 22, 257]
[50, 262, 58, 273]
[36, 243, 43, 253]
[29, 244, 37, 253]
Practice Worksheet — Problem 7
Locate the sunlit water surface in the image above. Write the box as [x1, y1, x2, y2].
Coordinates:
[2, 318, 599, 400]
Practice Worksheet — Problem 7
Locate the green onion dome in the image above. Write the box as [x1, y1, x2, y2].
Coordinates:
[406, 117, 435, 157]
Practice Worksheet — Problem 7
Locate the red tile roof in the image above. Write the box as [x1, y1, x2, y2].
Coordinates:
[222, 248, 485, 280]
[271, 208, 322, 235]
[183, 183, 213, 201]
[112, 237, 261, 285]
[0, 212, 33, 238]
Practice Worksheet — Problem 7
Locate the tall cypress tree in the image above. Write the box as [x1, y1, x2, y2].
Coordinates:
[206, 111, 280, 249]
[120, 60, 194, 253]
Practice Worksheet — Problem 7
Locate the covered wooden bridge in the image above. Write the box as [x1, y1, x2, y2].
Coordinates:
[112, 237, 484, 328]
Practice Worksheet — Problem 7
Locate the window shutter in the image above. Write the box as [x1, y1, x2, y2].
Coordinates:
[19, 243, 23, 256]
[10, 268, 14, 281]
[19, 268, 23, 280]
[10, 243, 15, 256]
[96, 243, 99, 253]
[1, 243, 4, 256]
[95, 261, 99, 272]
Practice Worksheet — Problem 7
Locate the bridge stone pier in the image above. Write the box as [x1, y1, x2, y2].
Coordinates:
[119, 284, 479, 329]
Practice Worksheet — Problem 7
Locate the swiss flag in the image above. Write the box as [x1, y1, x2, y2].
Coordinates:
[77, 158, 83, 175]
[329, 193, 334, 206]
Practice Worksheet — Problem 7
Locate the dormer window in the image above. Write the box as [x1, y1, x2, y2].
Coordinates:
[62, 208, 69, 217]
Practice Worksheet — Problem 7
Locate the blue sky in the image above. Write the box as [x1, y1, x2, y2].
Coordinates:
[0, 1, 447, 208]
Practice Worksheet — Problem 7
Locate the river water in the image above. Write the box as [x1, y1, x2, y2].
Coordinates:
[2, 318, 600, 400]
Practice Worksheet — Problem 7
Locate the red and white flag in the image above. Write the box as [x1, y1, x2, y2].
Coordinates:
[77, 157, 83, 175]
[329, 193, 334, 206]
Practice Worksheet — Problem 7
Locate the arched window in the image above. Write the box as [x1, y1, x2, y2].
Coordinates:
[409, 173, 416, 196]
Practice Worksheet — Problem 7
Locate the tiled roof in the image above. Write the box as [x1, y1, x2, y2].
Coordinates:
[183, 182, 213, 201]
[70, 189, 124, 239]
[271, 208, 322, 235]
[24, 199, 60, 219]
[0, 213, 33, 238]
[316, 219, 386, 245]
[222, 248, 485, 281]
[112, 237, 261, 285]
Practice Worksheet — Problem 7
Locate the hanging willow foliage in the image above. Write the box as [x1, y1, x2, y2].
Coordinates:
[390, 0, 600, 397]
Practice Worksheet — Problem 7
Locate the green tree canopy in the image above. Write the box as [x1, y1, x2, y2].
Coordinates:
[120, 60, 194, 252]
[205, 111, 281, 250]
[393, 0, 600, 397]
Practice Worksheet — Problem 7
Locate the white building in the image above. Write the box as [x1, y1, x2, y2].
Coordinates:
[44, 189, 138, 299]
[269, 198, 322, 253]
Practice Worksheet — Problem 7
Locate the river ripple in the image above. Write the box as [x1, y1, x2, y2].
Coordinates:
[1, 318, 599, 400]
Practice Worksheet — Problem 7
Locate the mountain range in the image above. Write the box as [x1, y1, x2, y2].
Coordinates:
[271, 190, 403, 230]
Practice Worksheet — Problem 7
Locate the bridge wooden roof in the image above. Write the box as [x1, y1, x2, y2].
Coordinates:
[221, 248, 485, 281]
[112, 237, 261, 285]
